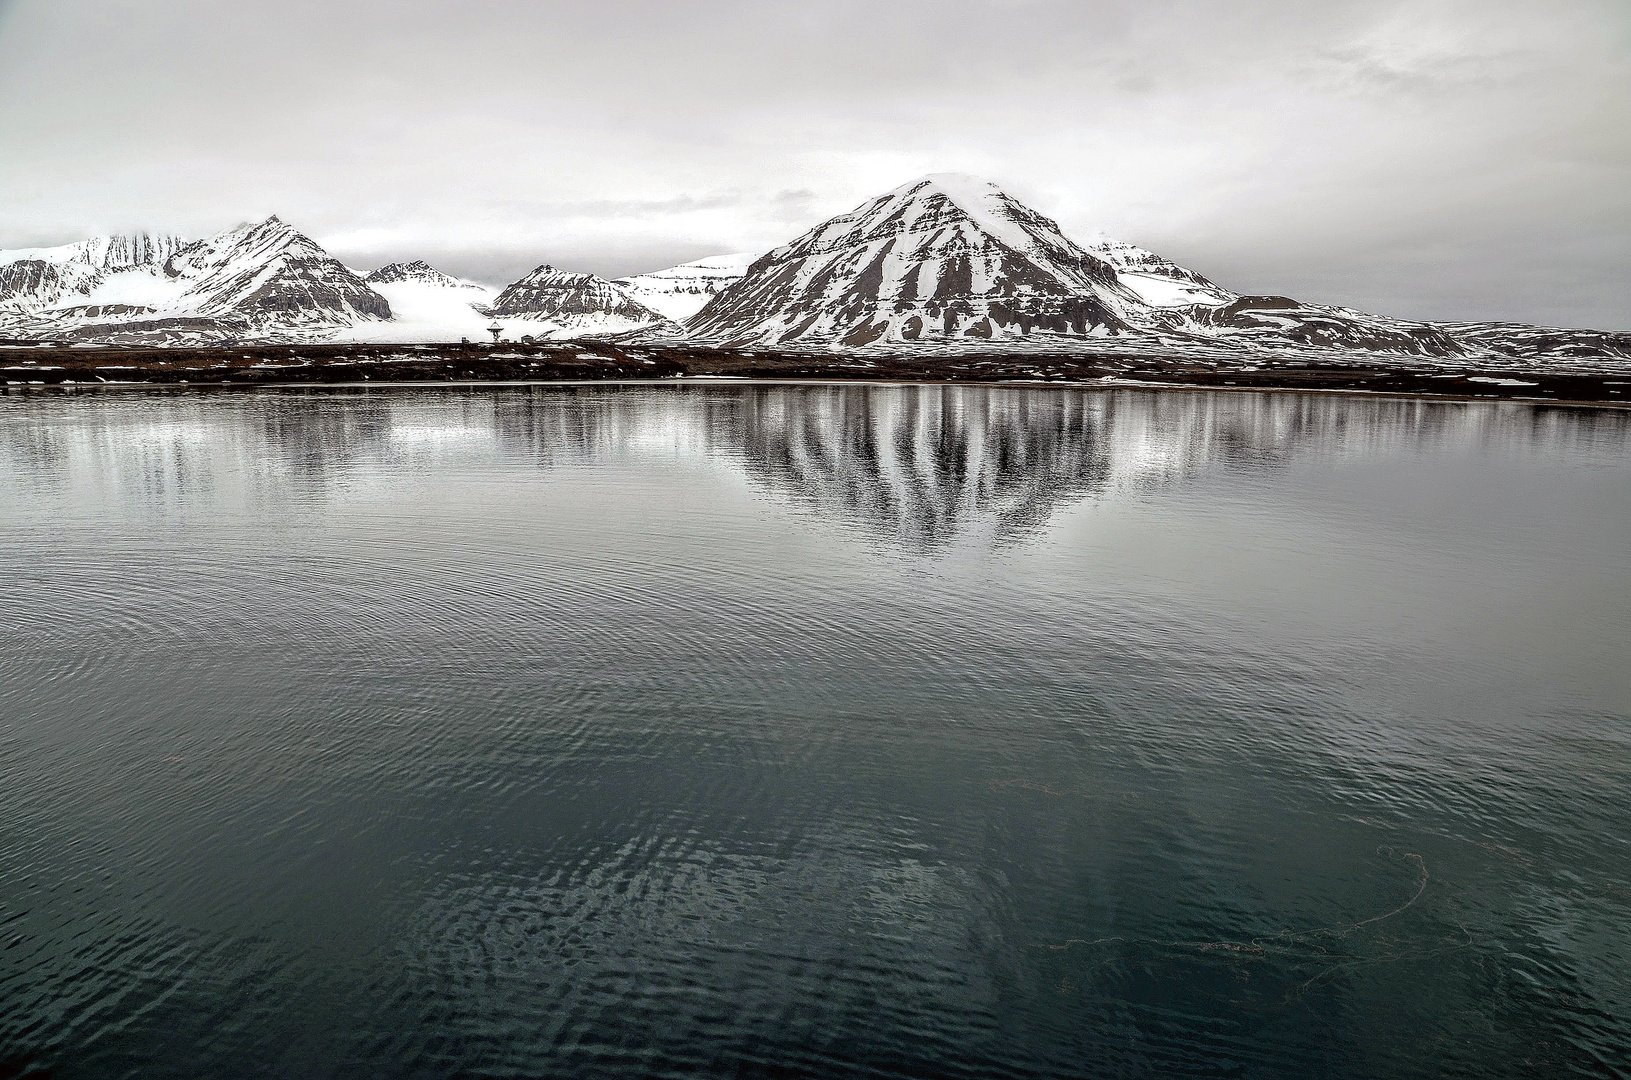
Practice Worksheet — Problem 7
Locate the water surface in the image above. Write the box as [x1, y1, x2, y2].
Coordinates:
[2, 384, 1628, 1078]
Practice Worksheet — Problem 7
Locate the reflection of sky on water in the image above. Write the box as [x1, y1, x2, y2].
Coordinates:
[2, 384, 1627, 550]
[2, 382, 1629, 1080]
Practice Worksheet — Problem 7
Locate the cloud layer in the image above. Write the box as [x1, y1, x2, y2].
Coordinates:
[1, 0, 1625, 328]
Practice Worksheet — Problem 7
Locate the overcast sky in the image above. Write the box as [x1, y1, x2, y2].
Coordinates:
[0, 0, 1626, 328]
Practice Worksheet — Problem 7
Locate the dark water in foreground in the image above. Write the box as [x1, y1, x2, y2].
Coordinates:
[1, 384, 1628, 1079]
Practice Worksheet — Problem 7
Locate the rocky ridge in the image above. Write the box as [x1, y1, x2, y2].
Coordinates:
[488, 264, 674, 337]
[366, 260, 476, 288]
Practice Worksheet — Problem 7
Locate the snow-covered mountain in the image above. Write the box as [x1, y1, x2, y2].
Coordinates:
[327, 261, 498, 343]
[487, 264, 674, 338]
[614, 253, 756, 322]
[0, 223, 684, 344]
[683, 173, 1629, 365]
[3, 178, 1626, 362]
[165, 216, 390, 324]
[689, 174, 1146, 346]
[365, 260, 469, 288]
[0, 232, 188, 273]
[1081, 238, 1234, 308]
[0, 233, 188, 313]
[683, 173, 1274, 347]
[681, 173, 1270, 347]
[0, 217, 390, 343]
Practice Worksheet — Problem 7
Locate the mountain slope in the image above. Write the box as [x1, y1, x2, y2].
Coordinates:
[366, 260, 473, 288]
[0, 219, 392, 343]
[1157, 295, 1472, 357]
[1082, 238, 1234, 308]
[1439, 320, 1631, 364]
[0, 259, 103, 310]
[489, 264, 673, 337]
[0, 232, 189, 312]
[334, 261, 498, 343]
[687, 174, 1146, 346]
[0, 232, 188, 272]
[166, 216, 390, 323]
[614, 254, 756, 322]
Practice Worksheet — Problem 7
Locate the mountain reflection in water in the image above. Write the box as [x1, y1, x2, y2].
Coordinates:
[1, 384, 1628, 1080]
[4, 383, 1624, 551]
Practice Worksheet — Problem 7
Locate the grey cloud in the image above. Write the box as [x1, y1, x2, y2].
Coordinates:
[1317, 47, 1534, 93]
[0, 0, 1626, 327]
[530, 194, 750, 219]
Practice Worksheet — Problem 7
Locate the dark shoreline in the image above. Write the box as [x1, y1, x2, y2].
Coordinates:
[2, 340, 1627, 408]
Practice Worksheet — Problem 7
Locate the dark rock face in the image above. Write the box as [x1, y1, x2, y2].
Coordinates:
[688, 174, 1144, 346]
[0, 261, 84, 307]
[231, 272, 392, 321]
[489, 265, 668, 327]
[86, 234, 189, 270]
[52, 304, 156, 319]
[60, 316, 246, 344]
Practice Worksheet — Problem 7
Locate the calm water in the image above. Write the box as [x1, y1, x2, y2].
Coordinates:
[1, 383, 1629, 1079]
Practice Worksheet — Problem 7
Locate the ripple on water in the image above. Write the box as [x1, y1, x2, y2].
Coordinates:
[1, 385, 1628, 1078]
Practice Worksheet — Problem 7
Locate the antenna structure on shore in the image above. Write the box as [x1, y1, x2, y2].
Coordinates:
[487, 323, 503, 343]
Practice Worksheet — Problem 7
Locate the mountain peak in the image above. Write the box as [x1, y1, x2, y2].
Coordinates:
[365, 260, 470, 287]
[865, 173, 1075, 261]
[898, 172, 1007, 204]
[688, 174, 1139, 346]
[161, 216, 389, 324]
[250, 214, 297, 239]
[489, 263, 670, 331]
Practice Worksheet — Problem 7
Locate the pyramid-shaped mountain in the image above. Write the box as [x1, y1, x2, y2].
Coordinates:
[167, 216, 391, 324]
[687, 174, 1148, 346]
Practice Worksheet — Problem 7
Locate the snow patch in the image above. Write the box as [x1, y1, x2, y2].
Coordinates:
[614, 253, 757, 321]
[1115, 272, 1232, 308]
[331, 279, 499, 343]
